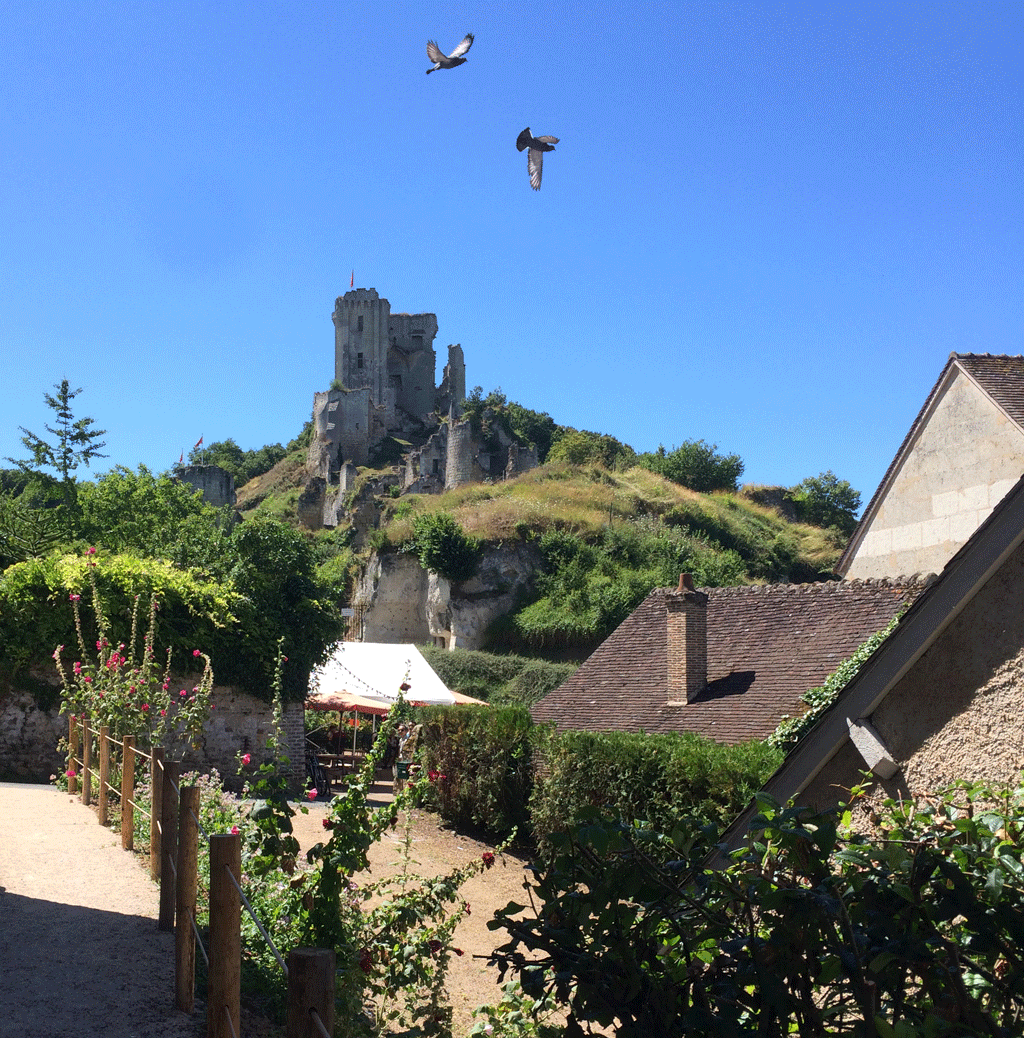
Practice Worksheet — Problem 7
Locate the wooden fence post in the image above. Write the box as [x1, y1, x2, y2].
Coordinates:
[98, 725, 110, 826]
[121, 735, 135, 851]
[68, 717, 79, 795]
[150, 747, 164, 882]
[286, 948, 336, 1038]
[158, 760, 180, 932]
[175, 785, 200, 1013]
[82, 716, 92, 806]
[208, 832, 241, 1038]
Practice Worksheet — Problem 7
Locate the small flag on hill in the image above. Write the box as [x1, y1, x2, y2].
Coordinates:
[194, 435, 203, 449]
[350, 270, 354, 288]
[178, 450, 183, 465]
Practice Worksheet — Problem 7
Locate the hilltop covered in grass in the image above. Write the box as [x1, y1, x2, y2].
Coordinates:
[238, 448, 847, 656]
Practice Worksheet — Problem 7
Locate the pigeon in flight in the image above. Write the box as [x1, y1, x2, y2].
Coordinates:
[516, 128, 560, 190]
[426, 33, 474, 73]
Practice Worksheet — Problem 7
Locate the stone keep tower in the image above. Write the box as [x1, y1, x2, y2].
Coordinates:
[332, 288, 439, 430]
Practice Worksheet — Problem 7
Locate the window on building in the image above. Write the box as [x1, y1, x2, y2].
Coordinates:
[357, 315, 363, 332]
[432, 459, 439, 474]
[357, 353, 363, 369]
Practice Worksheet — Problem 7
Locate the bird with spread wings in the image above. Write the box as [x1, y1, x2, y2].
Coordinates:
[516, 128, 560, 190]
[426, 33, 474, 73]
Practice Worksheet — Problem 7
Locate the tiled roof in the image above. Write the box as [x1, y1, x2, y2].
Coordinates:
[957, 354, 1024, 428]
[530, 579, 926, 744]
[838, 353, 1024, 574]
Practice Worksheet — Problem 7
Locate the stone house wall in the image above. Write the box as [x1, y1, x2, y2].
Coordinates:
[1, 680, 305, 793]
[802, 535, 1024, 816]
[843, 367, 1024, 580]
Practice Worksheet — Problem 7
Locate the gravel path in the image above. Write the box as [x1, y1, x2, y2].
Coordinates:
[0, 782, 202, 1038]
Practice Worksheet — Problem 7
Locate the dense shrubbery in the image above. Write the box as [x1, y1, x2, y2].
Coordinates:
[410, 510, 481, 582]
[498, 519, 746, 654]
[417, 705, 536, 841]
[637, 439, 744, 492]
[415, 705, 779, 849]
[790, 469, 862, 536]
[529, 727, 781, 852]
[547, 428, 637, 469]
[492, 778, 1024, 1037]
[419, 645, 577, 706]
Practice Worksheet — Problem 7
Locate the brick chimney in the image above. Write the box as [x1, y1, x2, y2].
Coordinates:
[666, 573, 708, 704]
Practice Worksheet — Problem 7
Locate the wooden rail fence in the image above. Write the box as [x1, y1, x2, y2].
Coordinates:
[65, 717, 336, 1038]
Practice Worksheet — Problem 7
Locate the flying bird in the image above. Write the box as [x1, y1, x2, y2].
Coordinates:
[516, 128, 560, 190]
[426, 33, 474, 73]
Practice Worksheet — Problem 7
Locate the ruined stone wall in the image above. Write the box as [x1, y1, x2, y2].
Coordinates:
[506, 444, 538, 480]
[436, 344, 466, 416]
[387, 312, 439, 420]
[353, 553, 433, 643]
[178, 465, 236, 508]
[309, 387, 373, 472]
[446, 419, 475, 490]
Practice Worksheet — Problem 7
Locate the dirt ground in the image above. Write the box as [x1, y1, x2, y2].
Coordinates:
[0, 781, 537, 1038]
[292, 798, 536, 1036]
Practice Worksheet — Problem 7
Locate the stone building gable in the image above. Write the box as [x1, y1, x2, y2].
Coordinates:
[839, 353, 1024, 580]
[530, 578, 925, 744]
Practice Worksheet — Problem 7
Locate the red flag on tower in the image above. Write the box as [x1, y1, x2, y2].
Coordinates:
[194, 435, 203, 449]
[350, 270, 354, 288]
[178, 450, 183, 464]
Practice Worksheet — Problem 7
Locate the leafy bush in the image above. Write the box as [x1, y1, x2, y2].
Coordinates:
[529, 728, 781, 854]
[493, 778, 1024, 1036]
[638, 439, 744, 492]
[417, 704, 537, 842]
[410, 511, 480, 582]
[547, 428, 637, 469]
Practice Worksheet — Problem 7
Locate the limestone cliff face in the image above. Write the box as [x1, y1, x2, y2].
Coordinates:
[352, 541, 542, 650]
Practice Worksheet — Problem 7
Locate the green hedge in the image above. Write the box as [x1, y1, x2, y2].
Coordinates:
[530, 728, 781, 852]
[417, 704, 537, 842]
[415, 704, 781, 851]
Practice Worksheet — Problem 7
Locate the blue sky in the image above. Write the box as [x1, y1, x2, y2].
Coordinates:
[2, 1, 1021, 508]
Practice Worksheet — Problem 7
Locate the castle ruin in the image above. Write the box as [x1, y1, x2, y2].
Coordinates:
[304, 286, 535, 528]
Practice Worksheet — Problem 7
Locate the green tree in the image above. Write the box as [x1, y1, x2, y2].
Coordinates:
[77, 464, 221, 557]
[791, 470, 861, 535]
[547, 428, 637, 469]
[638, 439, 744, 492]
[6, 380, 108, 517]
[184, 437, 287, 488]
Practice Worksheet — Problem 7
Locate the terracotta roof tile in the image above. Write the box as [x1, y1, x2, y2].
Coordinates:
[530, 579, 926, 744]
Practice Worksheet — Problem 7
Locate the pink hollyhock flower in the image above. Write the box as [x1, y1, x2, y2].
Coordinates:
[66, 769, 77, 777]
[86, 546, 96, 555]
[322, 818, 333, 829]
[83, 676, 92, 684]
[142, 703, 150, 711]
[230, 825, 240, 835]
[428, 939, 442, 955]
[306, 788, 318, 800]
[73, 662, 81, 675]
[193, 649, 201, 657]
[69, 593, 80, 602]
[180, 690, 187, 698]
[160, 709, 166, 716]
[482, 851, 495, 868]
[241, 753, 251, 765]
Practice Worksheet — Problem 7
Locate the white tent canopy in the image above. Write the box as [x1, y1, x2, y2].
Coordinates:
[309, 642, 456, 711]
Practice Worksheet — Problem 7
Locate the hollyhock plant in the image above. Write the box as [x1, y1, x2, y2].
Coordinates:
[53, 557, 214, 754]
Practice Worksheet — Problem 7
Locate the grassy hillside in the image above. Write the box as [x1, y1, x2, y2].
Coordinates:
[237, 452, 846, 657]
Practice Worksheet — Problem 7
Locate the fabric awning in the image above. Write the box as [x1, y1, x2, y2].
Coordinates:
[307, 642, 486, 714]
